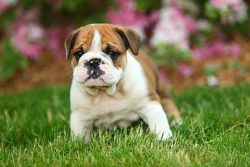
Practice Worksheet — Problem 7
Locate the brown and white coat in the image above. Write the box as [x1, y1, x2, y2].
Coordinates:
[65, 24, 181, 142]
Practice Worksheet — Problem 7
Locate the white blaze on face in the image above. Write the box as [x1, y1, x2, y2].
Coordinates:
[89, 30, 102, 52]
[73, 30, 123, 94]
[77, 30, 103, 64]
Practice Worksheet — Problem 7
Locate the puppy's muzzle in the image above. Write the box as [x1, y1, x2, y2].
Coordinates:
[85, 58, 105, 79]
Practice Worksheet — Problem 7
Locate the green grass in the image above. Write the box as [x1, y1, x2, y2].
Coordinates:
[0, 84, 249, 166]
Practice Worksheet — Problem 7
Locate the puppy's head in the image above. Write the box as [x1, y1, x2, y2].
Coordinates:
[65, 24, 140, 94]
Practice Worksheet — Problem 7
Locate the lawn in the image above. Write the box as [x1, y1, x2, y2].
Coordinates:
[0, 84, 249, 166]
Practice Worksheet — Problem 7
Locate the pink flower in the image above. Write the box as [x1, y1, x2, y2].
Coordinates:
[10, 9, 45, 60]
[0, 2, 8, 13]
[0, 0, 17, 13]
[211, 41, 225, 55]
[177, 64, 193, 78]
[11, 23, 44, 60]
[225, 43, 240, 56]
[106, 0, 158, 38]
[192, 48, 203, 60]
[210, 0, 226, 9]
[164, 0, 199, 15]
[193, 40, 241, 60]
[210, 0, 245, 10]
[107, 0, 147, 27]
[163, 0, 181, 7]
[150, 7, 195, 49]
[208, 0, 248, 23]
[183, 16, 196, 33]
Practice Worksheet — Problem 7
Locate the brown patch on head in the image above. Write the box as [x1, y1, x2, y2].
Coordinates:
[65, 24, 140, 69]
[73, 26, 94, 53]
[94, 24, 140, 54]
[65, 26, 94, 67]
[98, 26, 127, 69]
[96, 24, 140, 69]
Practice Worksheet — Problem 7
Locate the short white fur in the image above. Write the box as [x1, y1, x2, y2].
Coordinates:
[70, 30, 172, 142]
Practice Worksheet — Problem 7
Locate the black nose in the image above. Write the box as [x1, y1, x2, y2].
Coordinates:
[85, 58, 105, 79]
[87, 58, 101, 68]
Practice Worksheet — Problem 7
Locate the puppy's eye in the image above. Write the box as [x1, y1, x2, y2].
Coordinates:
[74, 51, 84, 61]
[107, 51, 119, 60]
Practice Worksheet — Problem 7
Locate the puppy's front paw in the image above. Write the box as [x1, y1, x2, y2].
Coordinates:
[71, 130, 92, 143]
[156, 128, 173, 141]
[70, 112, 94, 143]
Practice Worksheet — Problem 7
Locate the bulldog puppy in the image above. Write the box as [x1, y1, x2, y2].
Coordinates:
[65, 23, 182, 142]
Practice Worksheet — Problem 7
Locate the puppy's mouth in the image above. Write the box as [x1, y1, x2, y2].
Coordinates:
[89, 85, 111, 90]
[83, 75, 112, 89]
[74, 64, 120, 88]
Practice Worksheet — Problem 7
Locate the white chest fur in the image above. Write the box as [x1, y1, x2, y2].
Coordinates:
[70, 52, 149, 129]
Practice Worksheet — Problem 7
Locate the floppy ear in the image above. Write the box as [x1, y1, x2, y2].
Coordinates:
[115, 27, 140, 55]
[64, 30, 79, 59]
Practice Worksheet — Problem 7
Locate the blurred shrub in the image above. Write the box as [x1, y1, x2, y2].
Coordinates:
[0, 0, 249, 80]
[0, 40, 28, 81]
[203, 64, 222, 76]
[108, 0, 249, 76]
[0, 0, 114, 80]
[135, 0, 161, 12]
[152, 44, 191, 67]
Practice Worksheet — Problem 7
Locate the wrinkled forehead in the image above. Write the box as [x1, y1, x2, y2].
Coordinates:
[73, 25, 126, 53]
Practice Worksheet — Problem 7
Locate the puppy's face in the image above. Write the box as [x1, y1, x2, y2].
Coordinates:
[65, 24, 140, 91]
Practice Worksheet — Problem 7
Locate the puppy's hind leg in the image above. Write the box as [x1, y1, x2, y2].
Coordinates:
[157, 80, 182, 126]
[137, 101, 172, 141]
[161, 98, 182, 126]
